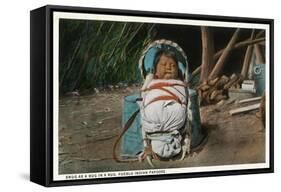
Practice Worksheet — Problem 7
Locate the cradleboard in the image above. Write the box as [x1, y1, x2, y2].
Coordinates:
[114, 39, 206, 162]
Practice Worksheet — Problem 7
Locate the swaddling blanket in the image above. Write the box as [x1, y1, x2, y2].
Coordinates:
[140, 79, 187, 158]
[140, 79, 187, 133]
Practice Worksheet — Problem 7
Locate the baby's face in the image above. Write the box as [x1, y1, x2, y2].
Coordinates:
[155, 55, 179, 79]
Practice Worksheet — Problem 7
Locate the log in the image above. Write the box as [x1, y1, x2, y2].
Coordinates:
[230, 73, 238, 80]
[208, 77, 219, 86]
[198, 73, 245, 105]
[197, 80, 207, 87]
[238, 96, 262, 104]
[216, 99, 226, 106]
[214, 94, 227, 102]
[202, 90, 210, 98]
[229, 103, 260, 115]
[199, 84, 211, 91]
[200, 26, 215, 82]
[241, 30, 255, 79]
[215, 75, 229, 89]
[209, 28, 241, 80]
[203, 76, 228, 104]
[229, 83, 240, 90]
[223, 74, 239, 89]
[226, 83, 235, 89]
[210, 90, 223, 100]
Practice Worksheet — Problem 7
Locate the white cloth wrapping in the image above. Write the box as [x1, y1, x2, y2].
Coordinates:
[140, 79, 187, 158]
[147, 130, 182, 158]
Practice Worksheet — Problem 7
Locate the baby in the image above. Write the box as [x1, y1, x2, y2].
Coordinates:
[140, 49, 188, 159]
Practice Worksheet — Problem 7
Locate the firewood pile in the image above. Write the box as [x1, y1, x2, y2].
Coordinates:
[197, 74, 242, 105]
[191, 27, 265, 105]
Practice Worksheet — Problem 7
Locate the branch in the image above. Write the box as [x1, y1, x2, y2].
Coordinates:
[192, 37, 265, 77]
[214, 37, 265, 59]
[209, 28, 241, 80]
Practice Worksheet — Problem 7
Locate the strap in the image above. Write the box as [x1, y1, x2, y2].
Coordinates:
[156, 87, 183, 104]
[143, 88, 186, 108]
[144, 95, 183, 108]
[145, 82, 187, 90]
[113, 109, 140, 163]
[142, 81, 187, 108]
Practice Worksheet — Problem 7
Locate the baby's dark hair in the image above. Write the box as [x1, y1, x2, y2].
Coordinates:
[153, 49, 178, 69]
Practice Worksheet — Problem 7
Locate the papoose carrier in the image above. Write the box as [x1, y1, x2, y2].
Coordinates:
[113, 39, 206, 167]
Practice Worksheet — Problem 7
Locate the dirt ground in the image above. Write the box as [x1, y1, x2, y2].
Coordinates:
[58, 86, 265, 174]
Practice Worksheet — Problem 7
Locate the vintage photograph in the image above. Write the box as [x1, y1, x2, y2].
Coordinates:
[53, 12, 271, 181]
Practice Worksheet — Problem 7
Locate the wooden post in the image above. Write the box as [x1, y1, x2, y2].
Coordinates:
[254, 44, 265, 64]
[241, 30, 255, 79]
[200, 26, 215, 83]
[209, 28, 240, 80]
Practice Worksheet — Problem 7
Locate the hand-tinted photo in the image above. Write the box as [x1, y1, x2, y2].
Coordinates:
[55, 13, 270, 179]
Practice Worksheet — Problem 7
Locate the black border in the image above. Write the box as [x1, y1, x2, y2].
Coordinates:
[30, 5, 274, 187]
